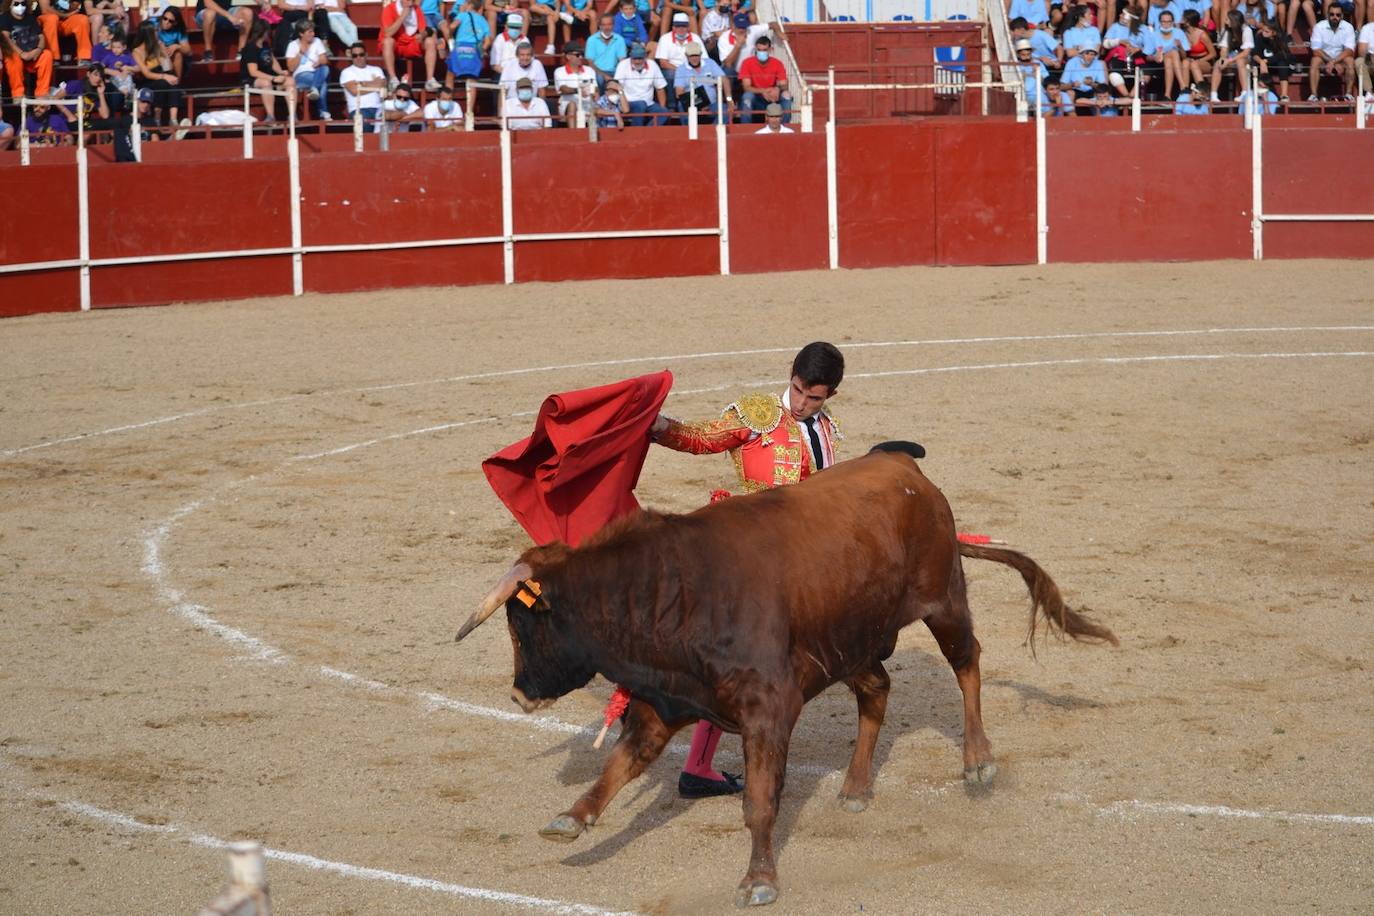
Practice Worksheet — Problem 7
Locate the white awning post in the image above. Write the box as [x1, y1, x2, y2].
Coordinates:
[826, 67, 838, 271]
[1251, 88, 1263, 260]
[715, 79, 730, 276]
[500, 126, 514, 284]
[688, 77, 699, 140]
[243, 91, 253, 159]
[1131, 66, 1141, 132]
[20, 98, 29, 166]
[1035, 87, 1047, 265]
[288, 135, 303, 296]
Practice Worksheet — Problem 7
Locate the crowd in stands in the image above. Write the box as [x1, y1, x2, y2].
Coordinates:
[0, 0, 795, 151]
[1009, 0, 1374, 113]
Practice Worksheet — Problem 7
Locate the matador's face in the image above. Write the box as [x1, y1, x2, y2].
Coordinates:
[786, 376, 832, 423]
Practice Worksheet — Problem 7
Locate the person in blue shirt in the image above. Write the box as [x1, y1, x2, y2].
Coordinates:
[1091, 81, 1121, 113]
[1042, 74, 1075, 113]
[1030, 19, 1064, 71]
[1102, 7, 1152, 97]
[1174, 80, 1210, 112]
[1152, 9, 1188, 97]
[1061, 43, 1106, 109]
[1236, 71, 1279, 115]
[443, 0, 490, 102]
[1143, 0, 1181, 27]
[671, 42, 727, 111]
[1013, 37, 1048, 108]
[1061, 5, 1103, 60]
[585, 13, 629, 85]
[614, 0, 651, 52]
[1009, 0, 1051, 28]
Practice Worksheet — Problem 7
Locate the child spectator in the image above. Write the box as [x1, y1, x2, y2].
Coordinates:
[286, 20, 331, 119]
[37, 0, 90, 62]
[613, 0, 649, 54]
[594, 76, 627, 127]
[1091, 80, 1120, 113]
[585, 12, 627, 85]
[96, 27, 137, 93]
[1042, 73, 1074, 112]
[2, 0, 55, 99]
[339, 40, 386, 130]
[421, 82, 462, 128]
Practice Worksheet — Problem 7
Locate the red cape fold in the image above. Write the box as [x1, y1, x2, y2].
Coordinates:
[482, 370, 674, 547]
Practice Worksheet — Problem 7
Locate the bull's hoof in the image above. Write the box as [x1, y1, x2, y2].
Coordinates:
[963, 762, 997, 787]
[538, 814, 586, 842]
[734, 880, 779, 908]
[838, 793, 870, 814]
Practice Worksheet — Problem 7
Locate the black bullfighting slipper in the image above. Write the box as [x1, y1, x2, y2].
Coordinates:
[678, 771, 745, 799]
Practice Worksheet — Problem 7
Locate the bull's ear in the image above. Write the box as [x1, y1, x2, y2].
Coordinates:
[456, 562, 533, 642]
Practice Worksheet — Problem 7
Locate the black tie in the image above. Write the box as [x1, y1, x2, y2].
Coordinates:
[804, 417, 825, 471]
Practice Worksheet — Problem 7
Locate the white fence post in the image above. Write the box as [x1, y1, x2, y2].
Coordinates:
[826, 71, 838, 271]
[243, 91, 253, 159]
[1251, 89, 1263, 260]
[500, 127, 514, 284]
[19, 98, 29, 165]
[1036, 88, 1047, 265]
[716, 79, 730, 277]
[688, 77, 699, 140]
[1131, 66, 1141, 132]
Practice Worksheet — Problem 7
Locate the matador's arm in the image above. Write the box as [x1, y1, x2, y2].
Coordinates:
[651, 413, 754, 455]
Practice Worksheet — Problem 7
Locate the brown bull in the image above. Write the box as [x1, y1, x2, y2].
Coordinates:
[455, 443, 1116, 907]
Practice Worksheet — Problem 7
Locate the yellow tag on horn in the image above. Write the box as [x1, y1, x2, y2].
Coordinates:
[515, 580, 542, 607]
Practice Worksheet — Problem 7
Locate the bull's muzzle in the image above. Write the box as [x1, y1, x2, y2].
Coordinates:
[511, 687, 554, 714]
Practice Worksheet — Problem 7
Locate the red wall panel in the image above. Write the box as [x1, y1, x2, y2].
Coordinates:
[90, 255, 294, 308]
[727, 133, 829, 275]
[837, 122, 937, 268]
[304, 247, 505, 293]
[515, 237, 718, 283]
[0, 164, 80, 268]
[933, 120, 1035, 265]
[0, 270, 81, 317]
[1260, 127, 1374, 260]
[1046, 128, 1252, 262]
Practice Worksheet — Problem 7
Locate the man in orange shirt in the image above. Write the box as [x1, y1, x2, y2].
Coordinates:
[650, 341, 844, 797]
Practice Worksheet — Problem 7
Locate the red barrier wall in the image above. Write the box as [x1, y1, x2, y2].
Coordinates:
[0, 163, 81, 316]
[1260, 127, 1374, 259]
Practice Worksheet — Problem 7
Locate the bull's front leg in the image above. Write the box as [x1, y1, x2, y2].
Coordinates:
[539, 698, 686, 842]
[735, 693, 802, 908]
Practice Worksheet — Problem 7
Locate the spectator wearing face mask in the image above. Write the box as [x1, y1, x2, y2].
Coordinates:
[1152, 10, 1188, 98]
[285, 19, 330, 119]
[716, 11, 766, 74]
[505, 74, 552, 128]
[594, 76, 628, 127]
[737, 34, 787, 122]
[655, 10, 701, 94]
[613, 41, 668, 124]
[612, 0, 650, 56]
[489, 11, 528, 73]
[422, 82, 463, 128]
[1060, 43, 1104, 110]
[498, 40, 547, 98]
[2, 0, 53, 98]
[672, 41, 728, 115]
[585, 12, 627, 86]
[36, 0, 89, 62]
[553, 43, 596, 124]
[700, 0, 731, 54]
[340, 41, 386, 130]
[383, 80, 423, 129]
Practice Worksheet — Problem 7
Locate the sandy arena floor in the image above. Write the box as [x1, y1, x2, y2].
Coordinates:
[1, 261, 1372, 915]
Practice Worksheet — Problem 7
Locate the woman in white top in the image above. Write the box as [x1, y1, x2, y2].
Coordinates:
[285, 18, 331, 118]
[1209, 9, 1252, 101]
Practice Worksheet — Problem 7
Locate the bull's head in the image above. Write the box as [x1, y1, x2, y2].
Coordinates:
[455, 556, 596, 714]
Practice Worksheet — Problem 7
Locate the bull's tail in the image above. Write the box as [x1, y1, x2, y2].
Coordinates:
[958, 543, 1118, 652]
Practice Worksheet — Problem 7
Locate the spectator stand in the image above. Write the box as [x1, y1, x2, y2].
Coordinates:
[757, 0, 816, 129]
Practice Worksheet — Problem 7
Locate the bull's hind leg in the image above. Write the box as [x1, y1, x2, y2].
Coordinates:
[539, 699, 686, 842]
[924, 595, 996, 786]
[838, 662, 891, 813]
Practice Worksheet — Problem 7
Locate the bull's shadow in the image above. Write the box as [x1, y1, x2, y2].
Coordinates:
[534, 638, 1009, 869]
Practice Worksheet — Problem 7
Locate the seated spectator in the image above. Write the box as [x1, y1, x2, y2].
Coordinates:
[0, 118, 14, 148]
[25, 98, 69, 143]
[1210, 10, 1252, 100]
[83, 0, 126, 50]
[489, 10, 525, 73]
[716, 11, 766, 74]
[505, 74, 551, 127]
[240, 19, 294, 121]
[133, 20, 183, 127]
[37, 0, 89, 62]
[754, 99, 790, 132]
[1253, 17, 1295, 100]
[1008, 0, 1052, 28]
[1308, 3, 1355, 99]
[700, 0, 731, 57]
[154, 6, 189, 79]
[737, 34, 788, 122]
[660, 0, 697, 38]
[1014, 36, 1046, 108]
[655, 10, 702, 93]
[1090, 80, 1121, 113]
[612, 41, 668, 124]
[2, 0, 54, 99]
[276, 0, 331, 57]
[319, 0, 358, 48]
[1359, 17, 1374, 102]
[422, 81, 462, 128]
[1235, 0, 1270, 30]
[552, 42, 596, 123]
[612, 0, 650, 56]
[1060, 42, 1104, 109]
[1042, 73, 1074, 112]
[585, 12, 627, 86]
[383, 78, 423, 128]
[1181, 9, 1215, 87]
[1237, 69, 1280, 113]
[1061, 5, 1102, 60]
[672, 40, 728, 114]
[1153, 10, 1188, 97]
[1102, 6, 1149, 97]
[381, 0, 439, 91]
[1026, 14, 1063, 72]
[72, 61, 135, 158]
[133, 86, 161, 140]
[1174, 79, 1210, 111]
[194, 0, 252, 62]
[557, 0, 597, 50]
[286, 20, 330, 119]
[1143, 0, 1181, 28]
[593, 75, 627, 127]
[517, 0, 560, 55]
[340, 40, 386, 129]
[443, 0, 487, 114]
[1286, 0, 1317, 39]
[498, 40, 547, 97]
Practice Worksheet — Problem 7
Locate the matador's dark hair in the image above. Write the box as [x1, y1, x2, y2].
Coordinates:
[791, 342, 845, 392]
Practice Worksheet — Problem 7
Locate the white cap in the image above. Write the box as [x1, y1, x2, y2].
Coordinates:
[672, 11, 688, 23]
[1014, 37, 1031, 51]
[507, 11, 523, 23]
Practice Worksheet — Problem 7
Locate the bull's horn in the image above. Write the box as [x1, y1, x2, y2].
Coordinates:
[455, 562, 532, 642]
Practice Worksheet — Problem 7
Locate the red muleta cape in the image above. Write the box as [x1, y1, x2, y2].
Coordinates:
[482, 370, 673, 547]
